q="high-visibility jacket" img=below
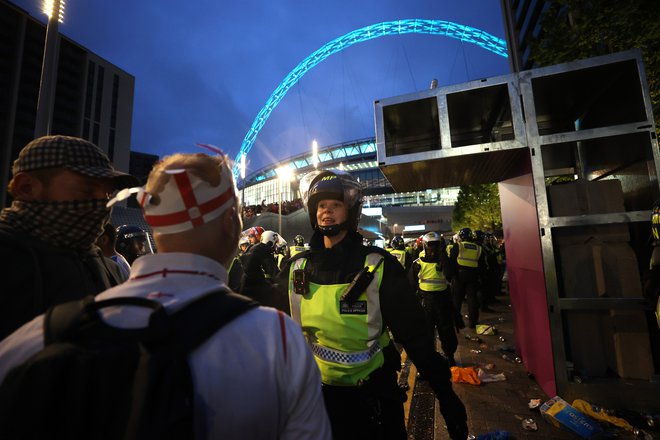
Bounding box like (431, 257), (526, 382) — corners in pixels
(446, 244), (454, 257)
(416, 259), (448, 292)
(290, 246), (306, 258)
(457, 241), (481, 268)
(288, 254), (389, 386)
(389, 249), (406, 268)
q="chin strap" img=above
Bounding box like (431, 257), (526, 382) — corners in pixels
(317, 222), (348, 237)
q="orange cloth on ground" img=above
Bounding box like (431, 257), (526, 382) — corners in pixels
(450, 366), (481, 385)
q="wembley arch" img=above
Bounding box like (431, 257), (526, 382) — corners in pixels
(233, 19), (508, 176)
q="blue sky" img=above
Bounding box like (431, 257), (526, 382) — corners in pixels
(13, 0), (509, 174)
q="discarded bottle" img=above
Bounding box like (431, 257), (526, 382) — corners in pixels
(501, 353), (517, 363)
(521, 418), (538, 431)
(645, 414), (660, 428)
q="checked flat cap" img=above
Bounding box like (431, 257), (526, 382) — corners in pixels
(12, 135), (139, 189)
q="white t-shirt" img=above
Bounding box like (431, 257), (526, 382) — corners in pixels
(0, 252), (330, 440)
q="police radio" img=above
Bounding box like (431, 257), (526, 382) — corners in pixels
(292, 269), (309, 295)
(341, 257), (384, 305)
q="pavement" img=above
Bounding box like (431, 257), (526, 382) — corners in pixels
(399, 292), (657, 440)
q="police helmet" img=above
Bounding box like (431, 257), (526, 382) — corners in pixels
(474, 230), (485, 244)
(293, 235), (305, 246)
(421, 232), (443, 257)
(261, 230), (279, 249)
(458, 228), (473, 242)
(239, 235), (249, 249)
(391, 235), (405, 250)
(275, 237), (288, 255)
(299, 169), (362, 236)
(115, 225), (153, 265)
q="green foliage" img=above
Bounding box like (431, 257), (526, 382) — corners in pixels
(529, 0), (660, 132)
(452, 184), (502, 232)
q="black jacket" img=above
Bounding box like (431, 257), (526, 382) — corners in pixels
(0, 225), (122, 341)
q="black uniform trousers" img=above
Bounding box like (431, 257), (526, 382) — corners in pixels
(451, 268), (481, 328)
(418, 289), (458, 357)
(321, 366), (407, 440)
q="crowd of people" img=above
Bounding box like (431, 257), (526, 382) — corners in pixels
(241, 198), (304, 218)
(10, 133), (655, 439)
(0, 135), (472, 439)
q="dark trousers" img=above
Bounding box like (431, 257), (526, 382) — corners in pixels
(418, 290), (458, 357)
(322, 371), (406, 440)
(451, 270), (481, 328)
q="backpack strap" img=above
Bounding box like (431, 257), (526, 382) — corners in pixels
(169, 289), (259, 354)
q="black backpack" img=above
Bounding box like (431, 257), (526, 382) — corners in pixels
(0, 289), (258, 440)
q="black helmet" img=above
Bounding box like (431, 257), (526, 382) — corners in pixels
(299, 169), (362, 236)
(116, 225), (153, 265)
(474, 230), (485, 244)
(390, 235), (405, 250)
(293, 235), (305, 246)
(458, 228), (473, 242)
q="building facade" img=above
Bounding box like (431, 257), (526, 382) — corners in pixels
(500, 0), (551, 72)
(0, 0), (134, 206)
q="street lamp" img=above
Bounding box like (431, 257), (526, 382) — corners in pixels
(35, 0), (66, 137)
(276, 165), (293, 236)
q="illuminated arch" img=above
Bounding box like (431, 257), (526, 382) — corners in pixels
(233, 19), (507, 175)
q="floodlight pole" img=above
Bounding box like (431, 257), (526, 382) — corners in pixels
(35, 0), (64, 137)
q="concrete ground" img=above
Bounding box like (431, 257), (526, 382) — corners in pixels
(400, 293), (656, 439)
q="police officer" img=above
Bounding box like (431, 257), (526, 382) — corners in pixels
(410, 232), (457, 366)
(448, 227), (487, 329)
(115, 225), (153, 265)
(388, 235), (411, 273)
(240, 229), (287, 311)
(274, 237), (289, 270)
(278, 169), (467, 440)
(227, 236), (248, 291)
(290, 234), (307, 258)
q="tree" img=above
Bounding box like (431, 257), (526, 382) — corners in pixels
(452, 184), (502, 232)
(529, 0), (660, 132)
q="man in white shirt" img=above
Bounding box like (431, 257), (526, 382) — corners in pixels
(0, 152), (331, 440)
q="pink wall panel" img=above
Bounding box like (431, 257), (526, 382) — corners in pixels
(499, 171), (556, 396)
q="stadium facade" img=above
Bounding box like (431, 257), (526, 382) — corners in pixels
(239, 137), (459, 240)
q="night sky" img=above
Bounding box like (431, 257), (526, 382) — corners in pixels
(13, 0), (509, 174)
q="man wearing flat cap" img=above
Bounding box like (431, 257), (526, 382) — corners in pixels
(0, 135), (139, 340)
(0, 151), (330, 438)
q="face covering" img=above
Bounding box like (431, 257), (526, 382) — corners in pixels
(0, 199), (111, 250)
